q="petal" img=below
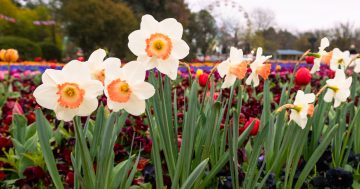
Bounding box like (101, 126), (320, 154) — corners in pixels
(319, 37), (329, 51)
(230, 47), (243, 63)
(156, 58), (179, 80)
(256, 47), (263, 59)
(253, 74), (260, 87)
(81, 80), (104, 98)
(333, 98), (342, 108)
(42, 69), (64, 85)
(87, 49), (106, 65)
(123, 95), (146, 116)
(132, 82), (155, 100)
(63, 60), (91, 82)
(107, 100), (125, 112)
(344, 77), (352, 89)
(245, 72), (255, 85)
(140, 14), (159, 34)
(77, 98), (98, 116)
(121, 61), (147, 85)
(104, 57), (121, 67)
(128, 30), (148, 56)
(104, 58), (122, 82)
(323, 89), (334, 102)
(54, 106), (78, 122)
(33, 84), (58, 110)
(354, 62), (360, 73)
(335, 69), (346, 80)
(160, 18), (183, 39)
(310, 59), (320, 74)
(217, 60), (230, 78)
(171, 40), (189, 59)
(304, 93), (315, 104)
(221, 74), (236, 88)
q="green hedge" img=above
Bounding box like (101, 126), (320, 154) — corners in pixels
(39, 42), (62, 61)
(0, 36), (42, 60)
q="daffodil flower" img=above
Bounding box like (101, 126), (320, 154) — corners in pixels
(128, 14), (190, 80)
(33, 61), (103, 121)
(86, 49), (121, 84)
(324, 69), (352, 108)
(289, 90), (315, 129)
(217, 47), (248, 88)
(104, 60), (155, 116)
(310, 37), (329, 74)
(329, 48), (351, 71)
(245, 47), (272, 87)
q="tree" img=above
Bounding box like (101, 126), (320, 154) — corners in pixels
(250, 8), (276, 31)
(60, 0), (138, 59)
(185, 10), (217, 59)
(121, 0), (191, 26)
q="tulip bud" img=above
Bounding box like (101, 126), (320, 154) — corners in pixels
(239, 117), (260, 136)
(305, 56), (315, 64)
(275, 65), (281, 71)
(198, 73), (209, 87)
(295, 67), (312, 86)
(4, 49), (19, 62)
(0, 49), (6, 61)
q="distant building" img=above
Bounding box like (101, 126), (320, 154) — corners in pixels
(274, 49), (304, 60)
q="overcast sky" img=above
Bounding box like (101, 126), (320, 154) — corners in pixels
(186, 0), (360, 32)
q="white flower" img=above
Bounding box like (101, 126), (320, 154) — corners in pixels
(33, 61), (103, 121)
(354, 58), (360, 73)
(324, 69), (352, 108)
(245, 47), (272, 87)
(128, 14), (190, 80)
(310, 37), (329, 74)
(329, 48), (351, 71)
(86, 49), (121, 84)
(289, 90), (315, 129)
(104, 60), (155, 116)
(217, 47), (248, 88)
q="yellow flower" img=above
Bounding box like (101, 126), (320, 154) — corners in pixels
(4, 49), (19, 62)
(0, 49), (6, 61)
(196, 69), (203, 77)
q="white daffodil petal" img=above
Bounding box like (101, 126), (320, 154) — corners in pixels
(33, 84), (58, 110)
(323, 89), (334, 102)
(77, 98), (98, 116)
(310, 59), (321, 74)
(124, 96), (146, 116)
(63, 60), (91, 82)
(107, 100), (125, 112)
(221, 74), (236, 89)
(304, 93), (316, 104)
(121, 61), (147, 85)
(81, 80), (104, 98)
(42, 69), (63, 85)
(128, 30), (148, 56)
(132, 82), (155, 100)
(217, 60), (230, 78)
(333, 98), (342, 108)
(88, 49), (106, 65)
(140, 14), (159, 34)
(55, 106), (78, 122)
(157, 58), (179, 80)
(229, 47), (243, 63)
(171, 40), (190, 59)
(160, 18), (183, 39)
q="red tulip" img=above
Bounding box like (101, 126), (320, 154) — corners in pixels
(239, 117), (260, 136)
(66, 171), (74, 187)
(305, 56), (315, 64)
(295, 67), (312, 86)
(198, 73), (209, 88)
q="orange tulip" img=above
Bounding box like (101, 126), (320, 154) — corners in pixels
(0, 49), (6, 61)
(4, 49), (19, 62)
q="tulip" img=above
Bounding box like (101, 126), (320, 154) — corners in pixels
(198, 73), (209, 87)
(305, 56), (315, 64)
(239, 117), (260, 136)
(0, 49), (6, 61)
(295, 67), (312, 86)
(4, 49), (19, 62)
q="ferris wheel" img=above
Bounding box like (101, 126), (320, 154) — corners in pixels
(186, 0), (251, 29)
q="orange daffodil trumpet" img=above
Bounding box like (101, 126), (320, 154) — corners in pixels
(128, 14), (190, 80)
(33, 61), (103, 121)
(246, 47), (272, 87)
(104, 60), (155, 116)
(217, 47), (248, 88)
(289, 90), (315, 129)
(310, 37), (329, 74)
(329, 48), (351, 71)
(323, 69), (352, 108)
(86, 49), (120, 84)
